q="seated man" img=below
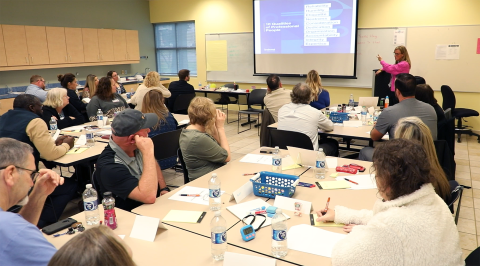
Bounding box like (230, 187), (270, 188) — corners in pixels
(0, 94), (77, 228)
(264, 74), (291, 122)
(25, 75), (48, 102)
(0, 138), (65, 265)
(96, 109), (170, 211)
(278, 83), (337, 156)
(167, 69), (195, 112)
(359, 73), (437, 161)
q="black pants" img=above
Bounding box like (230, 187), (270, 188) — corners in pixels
(319, 138), (339, 157)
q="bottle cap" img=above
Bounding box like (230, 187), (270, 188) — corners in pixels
(275, 146), (279, 149)
(104, 192), (112, 197)
(86, 184), (92, 188)
(215, 211), (221, 216)
(212, 173), (217, 178)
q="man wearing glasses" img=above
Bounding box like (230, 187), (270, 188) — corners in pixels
(25, 75), (48, 102)
(0, 138), (63, 265)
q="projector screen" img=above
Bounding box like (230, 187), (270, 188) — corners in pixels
(253, 0), (359, 78)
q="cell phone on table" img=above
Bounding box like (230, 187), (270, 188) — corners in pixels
(260, 147), (275, 154)
(88, 126), (99, 129)
(42, 218), (77, 235)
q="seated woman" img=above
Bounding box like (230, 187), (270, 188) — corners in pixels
(107, 70), (126, 94)
(48, 225), (135, 266)
(179, 97), (231, 181)
(317, 139), (463, 266)
(58, 73), (87, 119)
(82, 74), (98, 99)
(395, 116), (451, 200)
(142, 90), (178, 169)
(132, 71), (171, 111)
(86, 77), (129, 121)
(415, 84), (445, 123)
(42, 88), (84, 129)
(306, 69), (330, 110)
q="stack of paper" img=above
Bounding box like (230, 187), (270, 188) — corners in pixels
(287, 224), (346, 257)
(162, 210), (206, 224)
(318, 181), (351, 190)
(240, 154), (272, 165)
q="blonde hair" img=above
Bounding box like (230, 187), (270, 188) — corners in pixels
(188, 97), (216, 136)
(394, 116), (450, 201)
(48, 225), (135, 266)
(142, 90), (169, 129)
(394, 45), (412, 69)
(143, 71), (161, 88)
(44, 88), (67, 108)
(85, 74), (97, 97)
(305, 70), (324, 101)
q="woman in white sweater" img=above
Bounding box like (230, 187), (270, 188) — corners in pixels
(317, 138), (463, 266)
(131, 71), (171, 110)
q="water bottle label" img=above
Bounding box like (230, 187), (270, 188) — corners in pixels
(97, 115), (103, 121)
(272, 230), (287, 241)
(316, 160), (326, 169)
(373, 116), (378, 122)
(211, 232), (227, 244)
(84, 200), (98, 211)
(209, 188), (221, 198)
(50, 124), (57, 130)
(86, 133), (94, 140)
(104, 208), (117, 228)
(272, 158), (282, 166)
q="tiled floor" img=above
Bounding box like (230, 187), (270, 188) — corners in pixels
(56, 109), (476, 260)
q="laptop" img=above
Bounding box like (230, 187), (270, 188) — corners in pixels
(358, 97), (379, 108)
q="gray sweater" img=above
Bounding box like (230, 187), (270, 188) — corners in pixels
(86, 93), (129, 121)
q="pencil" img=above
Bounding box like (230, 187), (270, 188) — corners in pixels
(321, 197), (331, 215)
(344, 178), (359, 185)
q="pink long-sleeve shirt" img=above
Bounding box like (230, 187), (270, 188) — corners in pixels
(380, 60), (410, 91)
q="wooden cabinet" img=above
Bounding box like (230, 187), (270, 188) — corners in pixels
(113, 29), (127, 61)
(46, 27), (68, 64)
(82, 28), (100, 63)
(0, 26), (7, 66)
(2, 25), (29, 66)
(126, 30), (140, 61)
(98, 29), (114, 62)
(25, 26), (50, 65)
(65, 28), (85, 63)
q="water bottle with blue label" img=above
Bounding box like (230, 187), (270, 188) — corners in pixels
(361, 106), (367, 125)
(96, 109), (104, 127)
(85, 127), (95, 147)
(83, 184), (100, 225)
(272, 153), (282, 173)
(208, 173), (221, 211)
(211, 211), (227, 260)
(272, 209), (288, 258)
(49, 117), (57, 130)
(314, 148), (326, 179)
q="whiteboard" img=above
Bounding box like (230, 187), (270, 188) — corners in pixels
(206, 29), (400, 88)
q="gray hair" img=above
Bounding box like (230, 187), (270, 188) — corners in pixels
(291, 82), (313, 104)
(0, 138), (33, 168)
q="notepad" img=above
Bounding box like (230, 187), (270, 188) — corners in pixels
(66, 148), (88, 154)
(310, 214), (344, 227)
(162, 210), (207, 224)
(317, 181), (351, 190)
(282, 155), (301, 170)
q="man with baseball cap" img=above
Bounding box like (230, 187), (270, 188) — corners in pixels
(95, 109), (170, 211)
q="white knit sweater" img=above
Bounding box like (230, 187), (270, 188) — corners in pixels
(332, 184), (464, 266)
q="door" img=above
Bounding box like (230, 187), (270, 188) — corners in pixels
(126, 30), (139, 60)
(2, 25), (29, 66)
(82, 28), (100, 63)
(112, 29), (127, 61)
(98, 29), (114, 61)
(25, 26), (50, 65)
(65, 27), (85, 63)
(0, 25), (7, 66)
(46, 27), (68, 64)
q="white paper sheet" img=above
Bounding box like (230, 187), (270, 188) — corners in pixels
(178, 119), (189, 125)
(118, 235), (125, 239)
(51, 129), (60, 140)
(129, 215), (161, 242)
(239, 154), (272, 165)
(74, 134), (86, 147)
(226, 199), (290, 228)
(326, 157), (337, 168)
(62, 125), (85, 131)
(224, 252), (276, 266)
(273, 195), (312, 215)
(393, 28), (406, 45)
(230, 181), (253, 203)
(287, 146), (337, 169)
(287, 224), (346, 258)
(336, 174), (377, 190)
(343, 120), (362, 127)
(96, 130), (112, 135)
(168, 186), (225, 206)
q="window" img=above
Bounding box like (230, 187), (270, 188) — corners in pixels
(154, 22), (197, 76)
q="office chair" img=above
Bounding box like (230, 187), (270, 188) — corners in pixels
(447, 180), (463, 225)
(173, 93), (196, 114)
(214, 83), (239, 123)
(177, 148), (190, 184)
(151, 129), (182, 170)
(466, 246), (480, 266)
(237, 89), (266, 135)
(270, 129), (314, 150)
(441, 85), (480, 143)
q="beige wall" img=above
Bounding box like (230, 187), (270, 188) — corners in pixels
(150, 0), (480, 129)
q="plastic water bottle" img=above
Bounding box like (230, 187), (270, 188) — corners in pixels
(385, 96), (389, 108)
(208, 173), (221, 211)
(373, 110), (379, 124)
(272, 153), (282, 173)
(83, 184), (100, 226)
(273, 146), (279, 155)
(198, 83), (202, 89)
(211, 211), (227, 261)
(102, 192), (117, 230)
(49, 117), (57, 130)
(85, 127), (95, 147)
(361, 106), (367, 125)
(96, 109), (104, 127)
(271, 209), (288, 258)
(130, 88), (135, 96)
(348, 94), (354, 109)
(314, 148), (326, 179)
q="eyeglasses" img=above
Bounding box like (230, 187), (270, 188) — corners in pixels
(0, 165), (39, 182)
(393, 53), (402, 56)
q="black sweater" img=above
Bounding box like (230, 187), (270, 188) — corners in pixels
(42, 104), (85, 130)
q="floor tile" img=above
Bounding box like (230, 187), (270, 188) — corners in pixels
(457, 154), (470, 160)
(458, 178), (472, 187)
(462, 196), (474, 208)
(471, 173), (480, 182)
(459, 218), (476, 234)
(470, 156), (480, 162)
(472, 167), (480, 174)
(472, 189), (480, 199)
(457, 159), (470, 166)
(457, 165), (471, 173)
(459, 232), (478, 250)
(457, 171), (472, 180)
(460, 206), (476, 220)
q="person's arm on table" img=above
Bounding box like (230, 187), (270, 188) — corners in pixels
(66, 104), (85, 125)
(26, 119), (73, 161)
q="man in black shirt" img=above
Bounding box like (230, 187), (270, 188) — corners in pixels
(167, 69), (195, 112)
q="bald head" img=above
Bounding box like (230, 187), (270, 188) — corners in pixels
(290, 83), (313, 104)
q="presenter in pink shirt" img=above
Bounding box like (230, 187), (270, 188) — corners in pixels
(376, 45), (411, 105)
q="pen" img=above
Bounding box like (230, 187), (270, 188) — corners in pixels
(321, 197), (330, 215)
(243, 173), (258, 176)
(344, 178), (359, 185)
(180, 194), (200, 197)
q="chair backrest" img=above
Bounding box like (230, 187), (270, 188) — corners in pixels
(248, 89), (267, 106)
(90, 170), (103, 201)
(440, 85), (456, 111)
(434, 140), (455, 181)
(151, 129), (182, 161)
(260, 108), (275, 147)
(414, 76), (426, 85)
(465, 246), (480, 266)
(173, 93), (196, 114)
(447, 180), (463, 225)
(270, 129), (314, 150)
(444, 108), (452, 120)
(223, 83), (234, 88)
(177, 148), (190, 184)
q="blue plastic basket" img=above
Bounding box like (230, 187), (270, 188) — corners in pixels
(329, 112), (349, 123)
(250, 171), (299, 199)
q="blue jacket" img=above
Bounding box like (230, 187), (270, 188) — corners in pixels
(310, 90), (330, 110)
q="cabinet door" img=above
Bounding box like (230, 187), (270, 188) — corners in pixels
(46, 27), (68, 64)
(126, 30), (139, 60)
(2, 25), (29, 66)
(98, 29), (114, 62)
(65, 28), (85, 63)
(113, 29), (127, 61)
(25, 26), (50, 65)
(0, 26), (7, 66)
(82, 28), (100, 63)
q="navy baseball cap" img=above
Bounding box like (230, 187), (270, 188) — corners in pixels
(111, 109), (158, 137)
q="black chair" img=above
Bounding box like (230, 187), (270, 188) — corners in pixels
(173, 93), (196, 114)
(177, 148), (189, 184)
(466, 246), (480, 266)
(438, 108), (456, 157)
(441, 85), (480, 143)
(214, 83), (239, 124)
(434, 140), (455, 181)
(237, 89), (266, 135)
(270, 129), (314, 150)
(260, 108), (275, 147)
(151, 129), (182, 170)
(447, 180), (463, 225)
(414, 76), (426, 85)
